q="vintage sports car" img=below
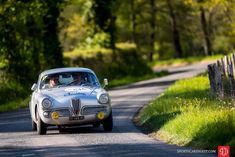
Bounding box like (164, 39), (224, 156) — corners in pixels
(29, 67), (113, 135)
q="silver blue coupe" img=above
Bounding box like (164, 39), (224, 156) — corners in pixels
(29, 67), (113, 135)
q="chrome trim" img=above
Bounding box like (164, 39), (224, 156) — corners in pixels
(82, 106), (107, 115)
(70, 99), (80, 115)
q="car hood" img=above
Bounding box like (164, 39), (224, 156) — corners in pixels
(40, 86), (101, 100)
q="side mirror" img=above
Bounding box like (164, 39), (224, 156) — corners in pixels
(103, 78), (108, 88)
(31, 83), (37, 91)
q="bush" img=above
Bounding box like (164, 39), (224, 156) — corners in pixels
(65, 47), (153, 81)
(0, 81), (28, 105)
(212, 36), (233, 54)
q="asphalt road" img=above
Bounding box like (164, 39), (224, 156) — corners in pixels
(0, 63), (217, 157)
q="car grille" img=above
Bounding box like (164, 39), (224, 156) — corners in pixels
(57, 109), (70, 117)
(82, 106), (107, 115)
(71, 99), (81, 115)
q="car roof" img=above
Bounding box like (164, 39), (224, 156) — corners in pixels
(40, 67), (94, 77)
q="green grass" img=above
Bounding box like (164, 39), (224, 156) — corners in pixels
(152, 54), (223, 67)
(64, 47), (112, 58)
(139, 75), (235, 154)
(63, 42), (136, 59)
(0, 97), (29, 113)
(0, 80), (30, 113)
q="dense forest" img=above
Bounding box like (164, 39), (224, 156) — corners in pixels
(60, 0), (235, 59)
(0, 0), (235, 106)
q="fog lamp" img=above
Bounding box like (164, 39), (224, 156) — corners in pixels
(52, 111), (59, 120)
(97, 112), (105, 120)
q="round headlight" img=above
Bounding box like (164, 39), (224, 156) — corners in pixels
(99, 94), (109, 104)
(42, 98), (52, 109)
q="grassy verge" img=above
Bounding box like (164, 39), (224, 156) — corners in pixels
(0, 80), (30, 113)
(0, 97), (29, 113)
(152, 54), (223, 68)
(138, 75), (235, 155)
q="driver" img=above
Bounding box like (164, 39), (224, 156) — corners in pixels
(68, 73), (82, 86)
(74, 73), (82, 85)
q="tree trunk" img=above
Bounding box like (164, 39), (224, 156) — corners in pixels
(200, 6), (212, 56)
(148, 0), (156, 62)
(110, 15), (116, 61)
(130, 0), (137, 46)
(43, 0), (63, 68)
(167, 0), (183, 58)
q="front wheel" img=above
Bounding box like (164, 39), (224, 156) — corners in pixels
(31, 119), (37, 131)
(102, 112), (113, 131)
(93, 123), (100, 128)
(36, 108), (47, 135)
(58, 126), (65, 133)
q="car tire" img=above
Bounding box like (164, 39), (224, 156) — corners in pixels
(32, 119), (37, 131)
(93, 123), (100, 128)
(36, 108), (47, 135)
(58, 126), (65, 133)
(102, 112), (113, 131)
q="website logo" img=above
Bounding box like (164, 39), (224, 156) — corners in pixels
(218, 146), (230, 157)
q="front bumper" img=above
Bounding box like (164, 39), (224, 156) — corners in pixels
(40, 105), (111, 125)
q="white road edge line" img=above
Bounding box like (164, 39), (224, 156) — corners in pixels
(22, 153), (35, 157)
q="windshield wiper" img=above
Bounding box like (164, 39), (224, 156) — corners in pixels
(66, 79), (79, 86)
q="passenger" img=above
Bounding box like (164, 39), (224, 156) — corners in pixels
(49, 77), (58, 88)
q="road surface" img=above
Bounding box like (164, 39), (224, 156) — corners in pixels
(0, 63), (216, 157)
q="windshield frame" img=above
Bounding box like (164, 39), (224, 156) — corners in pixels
(38, 71), (101, 90)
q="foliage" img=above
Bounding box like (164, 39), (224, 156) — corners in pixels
(0, 97), (29, 113)
(60, 0), (235, 59)
(41, 0), (64, 69)
(0, 0), (63, 84)
(64, 44), (153, 81)
(92, 0), (117, 50)
(0, 80), (27, 105)
(151, 54), (223, 67)
(59, 0), (94, 51)
(0, 78), (29, 113)
(0, 0), (64, 113)
(139, 75), (235, 154)
(63, 42), (136, 59)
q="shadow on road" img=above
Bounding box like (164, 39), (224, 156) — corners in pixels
(0, 143), (216, 157)
(0, 124), (140, 134)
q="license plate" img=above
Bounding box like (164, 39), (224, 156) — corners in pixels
(69, 116), (84, 120)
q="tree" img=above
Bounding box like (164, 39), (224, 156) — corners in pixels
(59, 0), (94, 51)
(0, 0), (63, 84)
(184, 0), (231, 56)
(197, 0), (213, 56)
(58, 0), (235, 62)
(166, 0), (183, 58)
(42, 0), (64, 68)
(92, 0), (117, 54)
(130, 0), (137, 46)
(148, 0), (157, 61)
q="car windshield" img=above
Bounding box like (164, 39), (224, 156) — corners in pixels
(39, 72), (100, 89)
